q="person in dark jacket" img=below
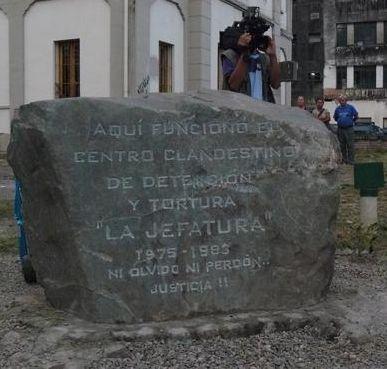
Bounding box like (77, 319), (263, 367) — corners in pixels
(333, 95), (358, 165)
(221, 33), (280, 103)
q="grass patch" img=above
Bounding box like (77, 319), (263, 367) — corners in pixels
(337, 148), (387, 256)
(0, 199), (13, 219)
(0, 233), (18, 254)
(336, 223), (387, 253)
(356, 149), (387, 176)
(0, 152), (9, 168)
(356, 148), (387, 162)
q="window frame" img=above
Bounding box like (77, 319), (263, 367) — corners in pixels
(336, 66), (347, 89)
(336, 24), (347, 47)
(354, 65), (376, 89)
(159, 41), (174, 93)
(354, 22), (377, 46)
(55, 39), (80, 99)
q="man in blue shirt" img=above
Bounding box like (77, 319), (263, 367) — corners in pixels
(221, 33), (280, 103)
(333, 95), (358, 165)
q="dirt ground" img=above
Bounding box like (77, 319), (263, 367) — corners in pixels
(0, 150), (386, 369)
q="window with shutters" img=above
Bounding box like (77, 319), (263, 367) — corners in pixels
(336, 24), (347, 47)
(159, 41), (173, 93)
(354, 22), (376, 46)
(354, 66), (376, 89)
(55, 39), (80, 98)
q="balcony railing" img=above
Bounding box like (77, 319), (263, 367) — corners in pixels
(324, 88), (387, 101)
(336, 44), (387, 60)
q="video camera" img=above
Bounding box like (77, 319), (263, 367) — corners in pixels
(219, 7), (272, 52)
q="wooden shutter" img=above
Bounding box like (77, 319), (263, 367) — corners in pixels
(55, 39), (80, 98)
(159, 41), (173, 93)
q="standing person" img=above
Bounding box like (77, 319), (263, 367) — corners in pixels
(333, 95), (358, 165)
(296, 96), (307, 110)
(221, 33), (280, 103)
(312, 96), (331, 129)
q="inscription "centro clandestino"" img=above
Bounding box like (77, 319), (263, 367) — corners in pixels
(74, 145), (298, 163)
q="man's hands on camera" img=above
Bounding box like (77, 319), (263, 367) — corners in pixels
(265, 36), (276, 57)
(237, 33), (252, 48)
(237, 33), (277, 57)
(229, 32), (280, 91)
(237, 33), (252, 63)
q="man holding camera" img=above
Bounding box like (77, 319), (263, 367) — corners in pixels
(221, 32), (280, 103)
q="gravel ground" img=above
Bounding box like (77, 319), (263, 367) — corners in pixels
(0, 155), (386, 369)
(0, 252), (386, 369)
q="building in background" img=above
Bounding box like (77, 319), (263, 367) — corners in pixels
(324, 0), (387, 126)
(0, 0), (293, 149)
(292, 0), (324, 107)
(293, 0), (387, 126)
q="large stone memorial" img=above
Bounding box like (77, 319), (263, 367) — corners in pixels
(7, 90), (340, 323)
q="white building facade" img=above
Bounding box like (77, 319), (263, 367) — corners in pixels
(323, 0), (387, 127)
(0, 0), (293, 149)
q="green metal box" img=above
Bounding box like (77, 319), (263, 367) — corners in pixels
(354, 162), (385, 196)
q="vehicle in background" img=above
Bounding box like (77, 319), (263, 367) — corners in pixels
(329, 122), (386, 140)
(353, 122), (384, 141)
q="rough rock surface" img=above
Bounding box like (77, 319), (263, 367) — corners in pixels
(7, 90), (340, 323)
(1, 253), (386, 369)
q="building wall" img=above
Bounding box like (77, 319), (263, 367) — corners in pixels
(323, 0), (336, 70)
(24, 0), (110, 103)
(0, 9), (9, 133)
(323, 0), (387, 128)
(324, 65), (336, 89)
(210, 0), (242, 90)
(149, 0), (185, 92)
(292, 0), (324, 106)
(246, 0), (273, 19)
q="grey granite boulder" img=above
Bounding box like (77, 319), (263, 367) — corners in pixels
(7, 90), (340, 323)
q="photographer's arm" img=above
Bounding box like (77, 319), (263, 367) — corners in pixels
(227, 55), (249, 91)
(265, 37), (280, 89)
(227, 33), (251, 91)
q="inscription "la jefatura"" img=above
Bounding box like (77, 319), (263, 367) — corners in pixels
(104, 217), (265, 240)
